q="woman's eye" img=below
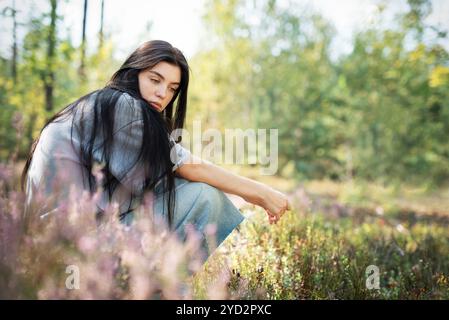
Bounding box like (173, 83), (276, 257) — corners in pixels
(170, 88), (177, 93)
(151, 78), (160, 83)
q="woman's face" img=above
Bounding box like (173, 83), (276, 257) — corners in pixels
(138, 61), (181, 112)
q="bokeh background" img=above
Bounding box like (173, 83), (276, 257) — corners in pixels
(1, 0), (449, 299)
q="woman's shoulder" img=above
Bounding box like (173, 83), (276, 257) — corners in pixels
(115, 92), (144, 123)
(71, 89), (144, 133)
(94, 88), (144, 123)
(117, 91), (140, 107)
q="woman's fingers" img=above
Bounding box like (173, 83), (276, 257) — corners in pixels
(264, 194), (292, 224)
(268, 214), (278, 224)
(278, 201), (290, 218)
(266, 209), (280, 224)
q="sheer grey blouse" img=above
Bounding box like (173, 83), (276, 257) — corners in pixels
(25, 92), (190, 217)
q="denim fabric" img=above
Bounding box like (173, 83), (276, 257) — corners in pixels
(122, 177), (245, 261)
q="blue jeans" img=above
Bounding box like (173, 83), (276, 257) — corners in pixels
(123, 178), (245, 262)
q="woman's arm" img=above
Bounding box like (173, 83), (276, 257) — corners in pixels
(175, 155), (291, 223)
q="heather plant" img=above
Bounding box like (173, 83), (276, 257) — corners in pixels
(2, 159), (449, 299)
(0, 162), (209, 299)
(2, 160), (449, 299)
(196, 204), (449, 299)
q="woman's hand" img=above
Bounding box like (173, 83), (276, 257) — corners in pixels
(259, 186), (291, 224)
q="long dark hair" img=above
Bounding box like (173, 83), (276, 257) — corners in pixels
(21, 40), (190, 227)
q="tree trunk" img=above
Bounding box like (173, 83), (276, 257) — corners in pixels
(11, 0), (18, 84)
(99, 0), (104, 49)
(79, 0), (88, 78)
(44, 0), (57, 112)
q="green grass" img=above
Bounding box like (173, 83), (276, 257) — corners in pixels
(192, 170), (449, 299)
(193, 207), (449, 299)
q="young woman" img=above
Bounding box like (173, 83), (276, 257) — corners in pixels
(22, 40), (290, 260)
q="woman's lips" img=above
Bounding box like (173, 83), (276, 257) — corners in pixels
(150, 102), (162, 111)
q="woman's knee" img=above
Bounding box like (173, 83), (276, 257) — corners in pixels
(155, 180), (231, 225)
(177, 182), (226, 218)
(191, 182), (226, 208)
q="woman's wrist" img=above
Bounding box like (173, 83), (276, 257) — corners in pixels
(244, 182), (270, 207)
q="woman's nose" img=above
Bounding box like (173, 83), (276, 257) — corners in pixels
(155, 86), (167, 99)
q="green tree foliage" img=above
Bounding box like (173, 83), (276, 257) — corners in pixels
(0, 0), (117, 160)
(0, 0), (448, 186)
(192, 0), (449, 185)
(339, 1), (449, 184)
